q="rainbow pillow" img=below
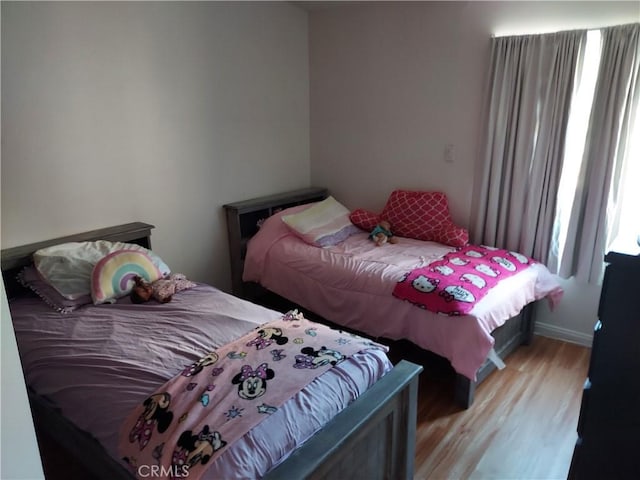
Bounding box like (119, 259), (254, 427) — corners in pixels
(91, 250), (163, 304)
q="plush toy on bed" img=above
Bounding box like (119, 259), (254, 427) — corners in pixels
(369, 220), (398, 247)
(131, 274), (196, 304)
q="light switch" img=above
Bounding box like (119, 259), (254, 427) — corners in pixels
(444, 144), (455, 163)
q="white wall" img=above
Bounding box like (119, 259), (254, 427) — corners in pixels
(308, 1), (639, 343)
(1, 276), (45, 480)
(1, 1), (310, 291)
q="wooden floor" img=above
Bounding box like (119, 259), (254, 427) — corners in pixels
(410, 335), (590, 480)
(36, 335), (589, 480)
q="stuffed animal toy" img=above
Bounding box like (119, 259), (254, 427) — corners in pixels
(130, 274), (196, 304)
(131, 276), (153, 303)
(369, 220), (398, 246)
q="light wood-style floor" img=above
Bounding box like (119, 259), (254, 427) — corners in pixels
(37, 335), (589, 480)
(411, 335), (590, 480)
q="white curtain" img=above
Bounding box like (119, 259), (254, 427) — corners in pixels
(471, 30), (586, 261)
(553, 23), (640, 283)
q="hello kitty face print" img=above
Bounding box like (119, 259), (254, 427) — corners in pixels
(432, 265), (454, 276)
(491, 256), (516, 272)
(449, 257), (469, 266)
(441, 285), (475, 303)
(475, 264), (500, 277)
(508, 251), (530, 264)
(412, 275), (440, 293)
(393, 245), (535, 316)
(460, 273), (487, 289)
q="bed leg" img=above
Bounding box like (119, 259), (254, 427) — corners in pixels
(454, 374), (476, 409)
(521, 303), (535, 346)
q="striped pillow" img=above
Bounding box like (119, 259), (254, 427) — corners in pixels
(281, 196), (360, 247)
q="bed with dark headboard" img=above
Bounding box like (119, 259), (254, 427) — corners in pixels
(2, 221), (422, 480)
(2, 222), (154, 299)
(225, 189), (562, 409)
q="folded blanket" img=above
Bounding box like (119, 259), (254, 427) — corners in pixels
(393, 245), (534, 315)
(118, 310), (388, 480)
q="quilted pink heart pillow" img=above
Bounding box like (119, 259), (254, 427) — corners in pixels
(429, 224), (470, 247)
(349, 208), (381, 232)
(379, 190), (469, 247)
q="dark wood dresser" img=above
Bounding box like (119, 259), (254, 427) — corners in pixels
(223, 187), (328, 298)
(568, 250), (640, 479)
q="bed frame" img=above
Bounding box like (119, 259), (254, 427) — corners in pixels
(224, 188), (536, 409)
(252, 287), (533, 409)
(1, 222), (422, 480)
(454, 304), (533, 407)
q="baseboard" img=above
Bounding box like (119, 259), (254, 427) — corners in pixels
(535, 322), (593, 347)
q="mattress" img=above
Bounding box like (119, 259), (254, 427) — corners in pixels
(243, 208), (563, 380)
(9, 283), (391, 479)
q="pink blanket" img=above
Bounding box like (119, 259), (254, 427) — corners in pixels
(118, 310), (387, 480)
(393, 245), (534, 315)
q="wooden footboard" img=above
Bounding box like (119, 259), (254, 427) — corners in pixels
(29, 391), (132, 480)
(30, 361), (422, 480)
(264, 360), (422, 480)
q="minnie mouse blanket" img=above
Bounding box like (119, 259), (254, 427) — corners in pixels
(118, 310), (387, 480)
(392, 245), (535, 316)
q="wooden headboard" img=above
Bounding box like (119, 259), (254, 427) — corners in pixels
(1, 222), (155, 298)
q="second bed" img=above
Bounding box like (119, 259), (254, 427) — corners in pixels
(241, 200), (563, 408)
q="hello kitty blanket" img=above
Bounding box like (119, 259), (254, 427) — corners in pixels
(118, 310), (387, 480)
(392, 245), (535, 316)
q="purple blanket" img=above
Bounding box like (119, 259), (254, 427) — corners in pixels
(393, 245), (535, 315)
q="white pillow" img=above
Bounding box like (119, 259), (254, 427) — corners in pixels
(34, 240), (170, 300)
(281, 196), (360, 247)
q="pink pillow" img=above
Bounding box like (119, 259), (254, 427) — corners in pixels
(380, 190), (469, 247)
(17, 266), (92, 313)
(430, 224), (469, 247)
(349, 209), (380, 232)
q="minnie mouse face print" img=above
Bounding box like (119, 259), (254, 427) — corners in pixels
(246, 327), (289, 350)
(181, 352), (219, 377)
(231, 363), (275, 400)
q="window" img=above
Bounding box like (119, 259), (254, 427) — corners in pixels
(552, 30), (602, 266)
(610, 102), (640, 251)
(552, 26), (640, 280)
